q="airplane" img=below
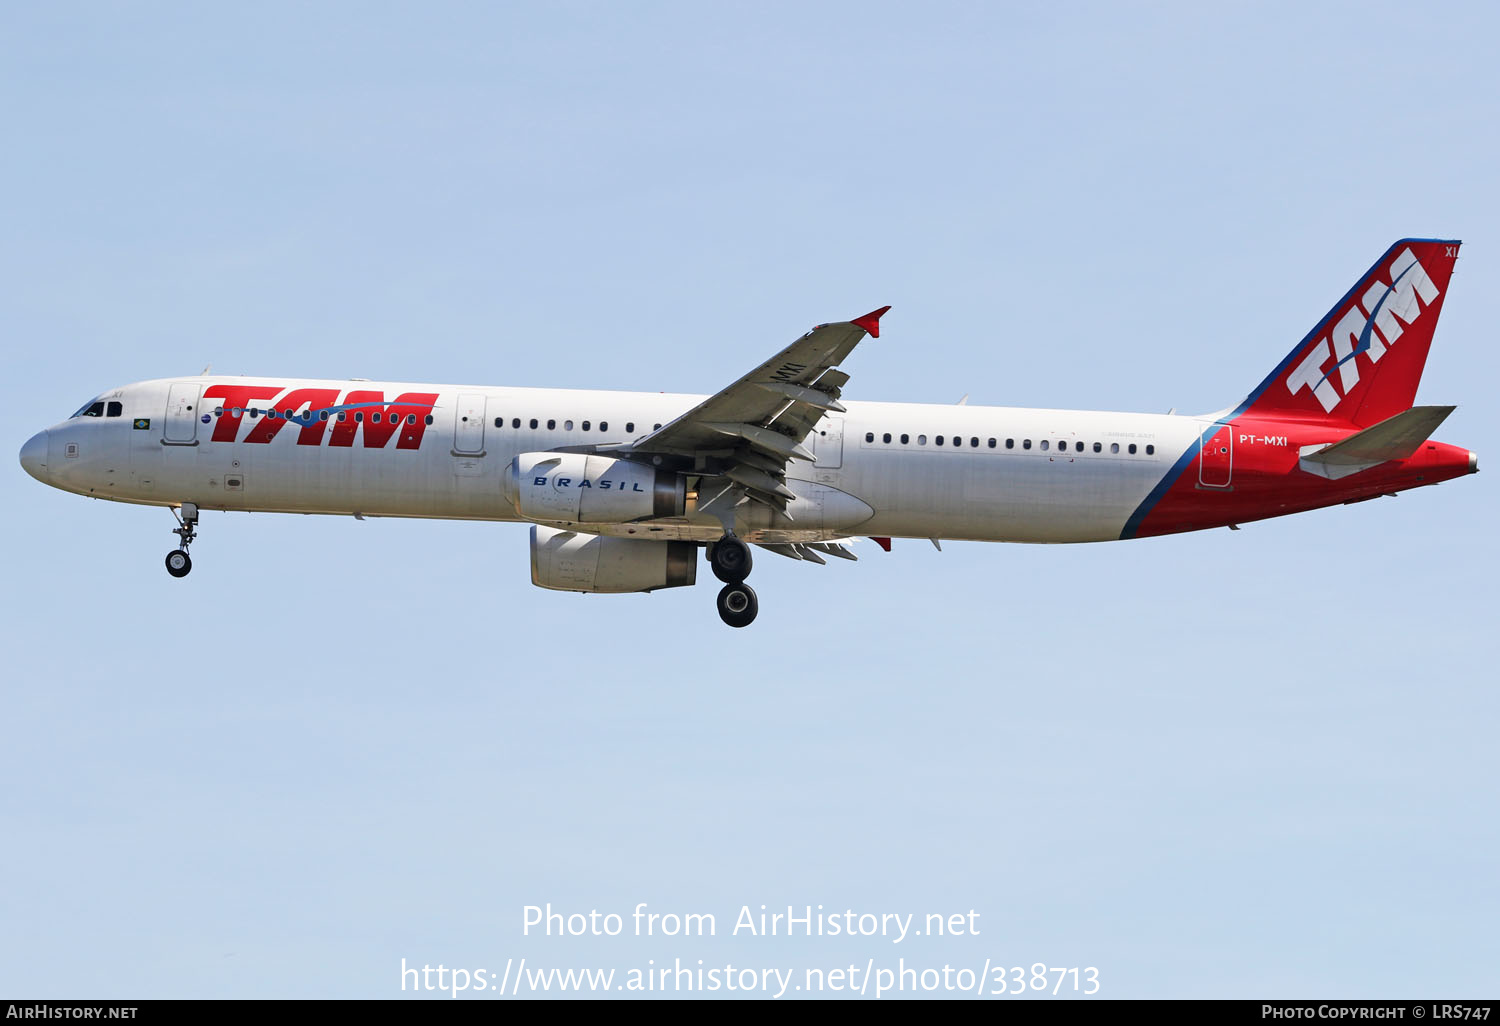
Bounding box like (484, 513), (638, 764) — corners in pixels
(18, 238), (1477, 628)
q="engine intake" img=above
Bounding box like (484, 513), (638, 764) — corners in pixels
(530, 525), (698, 593)
(505, 452), (685, 525)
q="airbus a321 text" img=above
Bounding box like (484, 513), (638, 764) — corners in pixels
(19, 239), (1477, 627)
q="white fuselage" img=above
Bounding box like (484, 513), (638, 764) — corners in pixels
(34, 375), (1204, 544)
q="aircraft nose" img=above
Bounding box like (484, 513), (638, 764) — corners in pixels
(1470, 450), (1479, 473)
(19, 430), (48, 481)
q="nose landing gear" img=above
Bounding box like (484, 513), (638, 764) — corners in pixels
(708, 535), (757, 628)
(165, 503), (198, 578)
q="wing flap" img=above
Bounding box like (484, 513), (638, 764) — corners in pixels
(703, 422), (816, 463)
(755, 381), (847, 413)
(724, 465), (799, 501)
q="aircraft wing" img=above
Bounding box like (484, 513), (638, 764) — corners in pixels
(624, 306), (889, 511)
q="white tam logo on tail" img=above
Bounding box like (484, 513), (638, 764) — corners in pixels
(1284, 248), (1440, 413)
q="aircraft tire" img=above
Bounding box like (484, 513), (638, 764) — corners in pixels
(710, 536), (752, 583)
(716, 582), (758, 628)
(165, 550), (192, 578)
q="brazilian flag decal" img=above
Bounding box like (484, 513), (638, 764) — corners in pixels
(133, 418), (151, 430)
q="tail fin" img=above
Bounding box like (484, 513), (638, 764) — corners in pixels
(1236, 239), (1460, 427)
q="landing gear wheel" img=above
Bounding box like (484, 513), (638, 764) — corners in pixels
(166, 503), (199, 579)
(716, 582), (758, 628)
(710, 535), (753, 583)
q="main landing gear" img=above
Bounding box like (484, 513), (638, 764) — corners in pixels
(165, 503), (198, 578)
(709, 535), (757, 628)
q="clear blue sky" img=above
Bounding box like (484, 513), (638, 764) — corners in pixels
(3, 1), (1496, 999)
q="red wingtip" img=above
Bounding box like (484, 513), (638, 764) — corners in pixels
(870, 536), (892, 552)
(850, 305), (891, 338)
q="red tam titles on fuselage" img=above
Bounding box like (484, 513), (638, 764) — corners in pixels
(201, 385), (440, 449)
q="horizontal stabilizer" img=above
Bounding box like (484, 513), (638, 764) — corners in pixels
(1302, 405), (1456, 466)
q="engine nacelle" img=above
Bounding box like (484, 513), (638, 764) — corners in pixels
(530, 525), (698, 593)
(505, 452), (685, 524)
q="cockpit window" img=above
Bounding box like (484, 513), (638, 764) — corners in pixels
(72, 400), (106, 418)
(106, 401), (123, 418)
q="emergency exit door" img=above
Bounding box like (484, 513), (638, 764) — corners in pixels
(812, 415), (844, 469)
(453, 393), (487, 455)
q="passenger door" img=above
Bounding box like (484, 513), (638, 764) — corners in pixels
(163, 383), (202, 445)
(1198, 423), (1233, 488)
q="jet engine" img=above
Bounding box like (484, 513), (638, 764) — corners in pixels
(505, 452), (685, 525)
(529, 525), (698, 593)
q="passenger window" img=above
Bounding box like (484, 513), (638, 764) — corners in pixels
(407, 414), (416, 425)
(599, 421), (608, 432)
(1146, 444), (1155, 455)
(250, 408), (260, 419)
(1110, 442), (1119, 453)
(529, 418), (538, 429)
(882, 432), (891, 443)
(900, 433), (909, 444)
(564, 420), (573, 431)
(1040, 440), (1049, 451)
(582, 421), (591, 431)
(935, 435), (943, 446)
(511, 418), (520, 428)
(1093, 442), (1101, 452)
(917, 434), (927, 445)
(214, 407), (224, 417)
(493, 417), (502, 428)
(425, 415), (433, 425)
(1075, 441), (1083, 452)
(865, 432), (874, 443)
(626, 422), (635, 433)
(988, 438), (996, 448)
(352, 412), (361, 423)
(106, 401), (123, 417)
(1057, 440), (1066, 450)
(1004, 438), (1013, 449)
(1022, 439), (1031, 450)
(547, 419), (556, 430)
(971, 437), (979, 447)
(653, 423), (662, 430)
(1128, 443), (1136, 454)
